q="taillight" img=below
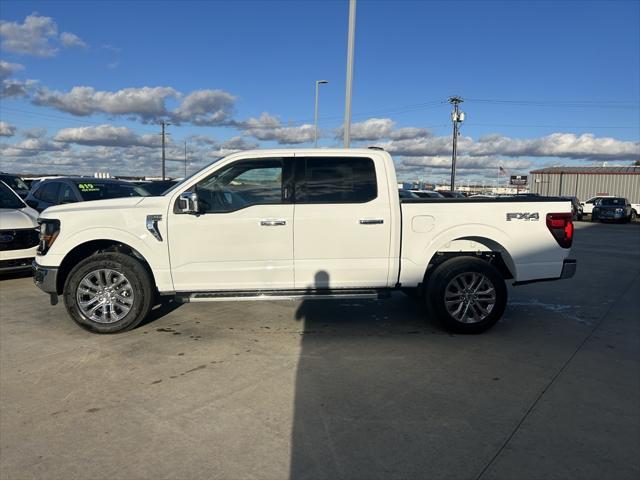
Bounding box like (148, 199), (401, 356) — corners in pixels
(546, 213), (573, 248)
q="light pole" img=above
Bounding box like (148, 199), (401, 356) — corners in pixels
(343, 0), (356, 148)
(314, 80), (329, 148)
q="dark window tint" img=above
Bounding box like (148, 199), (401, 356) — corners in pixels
(0, 174), (28, 192)
(298, 157), (377, 203)
(58, 183), (77, 203)
(195, 159), (285, 213)
(600, 198), (626, 206)
(0, 182), (25, 209)
(74, 182), (148, 201)
(37, 182), (61, 203)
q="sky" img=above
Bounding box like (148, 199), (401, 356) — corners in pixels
(0, 0), (639, 182)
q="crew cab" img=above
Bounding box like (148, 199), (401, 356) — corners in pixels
(33, 149), (576, 334)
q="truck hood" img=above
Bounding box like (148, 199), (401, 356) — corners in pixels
(39, 195), (170, 219)
(0, 207), (39, 229)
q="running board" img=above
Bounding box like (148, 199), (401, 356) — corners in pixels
(178, 289), (389, 303)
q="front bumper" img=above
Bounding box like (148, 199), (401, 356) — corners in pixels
(32, 261), (58, 294)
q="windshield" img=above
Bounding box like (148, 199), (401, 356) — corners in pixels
(599, 198), (626, 206)
(0, 182), (26, 209)
(0, 174), (29, 192)
(168, 157), (223, 193)
(74, 181), (150, 201)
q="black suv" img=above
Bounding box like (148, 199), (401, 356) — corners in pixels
(25, 177), (150, 212)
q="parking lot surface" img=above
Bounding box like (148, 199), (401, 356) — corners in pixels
(1, 222), (639, 480)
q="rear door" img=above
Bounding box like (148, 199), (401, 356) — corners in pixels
(293, 155), (392, 289)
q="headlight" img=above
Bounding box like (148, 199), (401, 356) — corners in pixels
(615, 208), (623, 213)
(37, 219), (60, 255)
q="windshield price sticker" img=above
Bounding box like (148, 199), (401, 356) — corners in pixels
(78, 183), (100, 192)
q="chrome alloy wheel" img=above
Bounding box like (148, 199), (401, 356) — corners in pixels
(444, 272), (496, 324)
(76, 269), (135, 323)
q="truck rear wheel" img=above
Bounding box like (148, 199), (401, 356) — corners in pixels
(426, 257), (507, 334)
(63, 252), (154, 333)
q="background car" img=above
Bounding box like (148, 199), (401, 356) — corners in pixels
(25, 177), (150, 212)
(437, 190), (466, 198)
(561, 196), (583, 221)
(592, 197), (632, 223)
(398, 189), (419, 199)
(0, 173), (30, 199)
(0, 181), (39, 272)
(580, 195), (613, 217)
(132, 179), (179, 195)
(408, 189), (444, 199)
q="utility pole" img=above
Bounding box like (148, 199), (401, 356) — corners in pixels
(448, 96), (464, 190)
(184, 140), (187, 178)
(343, 0), (356, 148)
(314, 80), (329, 148)
(160, 121), (171, 180)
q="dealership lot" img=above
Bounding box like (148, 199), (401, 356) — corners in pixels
(1, 222), (638, 480)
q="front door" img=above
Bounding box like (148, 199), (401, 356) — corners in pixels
(293, 156), (392, 289)
(168, 158), (295, 292)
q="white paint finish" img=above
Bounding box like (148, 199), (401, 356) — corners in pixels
(35, 148), (573, 296)
(168, 204), (294, 291)
(293, 151), (393, 288)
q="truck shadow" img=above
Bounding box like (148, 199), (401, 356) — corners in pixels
(289, 271), (463, 480)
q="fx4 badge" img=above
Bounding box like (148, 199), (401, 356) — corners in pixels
(506, 212), (539, 221)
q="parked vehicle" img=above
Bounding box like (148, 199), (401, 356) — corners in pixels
(33, 149), (576, 334)
(25, 177), (150, 212)
(0, 173), (30, 199)
(561, 196), (583, 221)
(133, 180), (179, 196)
(0, 181), (39, 272)
(398, 189), (419, 199)
(437, 190), (466, 198)
(592, 197), (633, 223)
(409, 189), (444, 199)
(580, 195), (613, 217)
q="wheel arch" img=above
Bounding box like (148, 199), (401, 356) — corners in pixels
(56, 239), (156, 294)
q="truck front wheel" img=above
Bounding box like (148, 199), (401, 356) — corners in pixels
(427, 257), (507, 334)
(63, 252), (155, 333)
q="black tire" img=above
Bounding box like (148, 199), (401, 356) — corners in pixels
(63, 252), (155, 333)
(426, 257), (507, 334)
(631, 210), (637, 222)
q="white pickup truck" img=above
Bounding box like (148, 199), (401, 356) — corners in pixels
(33, 149), (576, 334)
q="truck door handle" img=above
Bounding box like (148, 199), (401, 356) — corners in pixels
(261, 219), (286, 226)
(359, 219), (384, 225)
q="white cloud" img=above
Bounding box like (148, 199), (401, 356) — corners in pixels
(0, 14), (59, 57)
(32, 85), (238, 126)
(60, 31), (87, 49)
(0, 122), (17, 137)
(241, 113), (314, 144)
(336, 118), (395, 141)
(0, 60), (24, 80)
(171, 89), (236, 125)
(53, 125), (160, 147)
(23, 127), (47, 139)
(33, 86), (179, 119)
(1, 137), (66, 157)
(399, 155), (531, 171)
(0, 60), (33, 99)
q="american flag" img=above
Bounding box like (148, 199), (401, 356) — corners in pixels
(498, 166), (508, 176)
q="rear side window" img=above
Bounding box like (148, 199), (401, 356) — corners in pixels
(36, 182), (60, 203)
(297, 157), (377, 203)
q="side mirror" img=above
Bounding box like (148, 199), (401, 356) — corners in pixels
(178, 191), (199, 214)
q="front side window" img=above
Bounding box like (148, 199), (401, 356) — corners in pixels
(0, 182), (25, 209)
(38, 182), (60, 203)
(297, 157), (377, 203)
(58, 184), (78, 203)
(195, 159), (286, 213)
